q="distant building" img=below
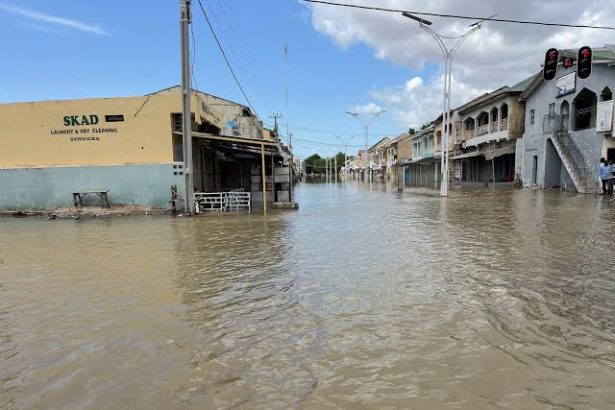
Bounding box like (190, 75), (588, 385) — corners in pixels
(367, 137), (390, 181)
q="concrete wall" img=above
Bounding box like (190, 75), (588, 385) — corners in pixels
(0, 163), (184, 211)
(521, 64), (615, 190)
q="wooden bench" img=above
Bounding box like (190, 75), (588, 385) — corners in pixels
(72, 190), (111, 208)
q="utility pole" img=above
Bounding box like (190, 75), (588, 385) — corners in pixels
(325, 157), (328, 181)
(180, 0), (194, 214)
(285, 45), (293, 203)
(346, 110), (386, 183)
(271, 113), (283, 134)
(334, 154), (338, 183)
(288, 132), (293, 202)
(402, 12), (482, 197)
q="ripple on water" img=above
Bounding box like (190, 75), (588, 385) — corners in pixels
(2, 185), (615, 409)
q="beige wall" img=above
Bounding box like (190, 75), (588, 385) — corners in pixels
(397, 134), (413, 161)
(508, 96), (526, 139)
(0, 93), (208, 168)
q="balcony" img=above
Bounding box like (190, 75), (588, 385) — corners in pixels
(500, 118), (508, 131)
(464, 130), (475, 140)
(477, 124), (490, 136)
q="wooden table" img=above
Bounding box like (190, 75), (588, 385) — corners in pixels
(72, 190), (111, 208)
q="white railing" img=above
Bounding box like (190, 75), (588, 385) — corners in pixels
(477, 124), (490, 136)
(491, 121), (499, 133)
(194, 191), (251, 213)
(500, 118), (508, 131)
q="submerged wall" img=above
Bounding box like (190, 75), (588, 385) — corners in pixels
(0, 163), (184, 211)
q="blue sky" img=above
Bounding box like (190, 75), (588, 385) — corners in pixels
(1, 1), (612, 158)
(0, 0), (421, 158)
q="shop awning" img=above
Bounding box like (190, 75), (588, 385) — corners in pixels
(450, 150), (483, 160)
(483, 146), (516, 161)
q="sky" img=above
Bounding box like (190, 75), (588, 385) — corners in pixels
(1, 0), (614, 159)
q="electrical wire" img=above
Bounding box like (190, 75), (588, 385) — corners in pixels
(189, 24), (199, 91)
(303, 0), (615, 30)
(293, 137), (376, 148)
(195, 0), (261, 120)
(214, 0), (280, 115)
(292, 124), (400, 137)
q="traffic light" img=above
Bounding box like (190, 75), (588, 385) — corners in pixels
(577, 46), (592, 79)
(544, 48), (559, 81)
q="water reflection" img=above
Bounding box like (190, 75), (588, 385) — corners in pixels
(1, 184), (615, 409)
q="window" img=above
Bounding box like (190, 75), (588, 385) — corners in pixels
(548, 103), (556, 115)
(573, 88), (597, 131)
(560, 101), (570, 132)
(601, 87), (612, 102)
(172, 113), (182, 131)
(530, 109), (535, 125)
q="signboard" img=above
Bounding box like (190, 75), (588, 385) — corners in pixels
(597, 100), (614, 132)
(556, 72), (576, 98)
(50, 114), (121, 142)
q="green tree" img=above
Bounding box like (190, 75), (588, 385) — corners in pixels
(334, 151), (346, 174)
(303, 154), (324, 175)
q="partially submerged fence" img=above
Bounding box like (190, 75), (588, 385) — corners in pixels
(194, 189), (251, 213)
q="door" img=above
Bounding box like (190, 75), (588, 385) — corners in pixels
(532, 155), (538, 185)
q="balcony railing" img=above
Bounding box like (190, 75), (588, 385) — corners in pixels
(464, 129), (475, 139)
(477, 124), (490, 136)
(500, 118), (508, 131)
(490, 121), (499, 133)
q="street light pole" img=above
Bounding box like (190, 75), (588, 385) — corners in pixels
(402, 12), (482, 197)
(346, 110), (386, 183)
(336, 135), (355, 178)
(180, 0), (194, 214)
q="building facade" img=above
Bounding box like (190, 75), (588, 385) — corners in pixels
(451, 76), (532, 186)
(520, 48), (615, 193)
(0, 87), (290, 211)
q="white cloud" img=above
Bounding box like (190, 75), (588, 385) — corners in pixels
(350, 101), (384, 115)
(0, 3), (108, 36)
(405, 76), (423, 92)
(307, 0), (615, 127)
(372, 73), (489, 128)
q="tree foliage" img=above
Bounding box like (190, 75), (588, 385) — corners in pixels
(303, 152), (346, 175)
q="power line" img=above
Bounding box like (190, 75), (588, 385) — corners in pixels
(292, 124), (401, 136)
(195, 0), (261, 120)
(303, 0), (615, 30)
(189, 23), (199, 91)
(293, 136), (373, 148)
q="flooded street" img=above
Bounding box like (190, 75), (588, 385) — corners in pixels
(2, 183), (615, 409)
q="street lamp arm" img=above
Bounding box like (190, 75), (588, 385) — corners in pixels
(419, 24), (448, 56)
(452, 24), (481, 54)
(401, 11), (432, 26)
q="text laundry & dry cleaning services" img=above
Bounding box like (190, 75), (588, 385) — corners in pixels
(50, 114), (122, 141)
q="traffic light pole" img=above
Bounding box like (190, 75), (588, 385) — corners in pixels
(402, 12), (481, 197)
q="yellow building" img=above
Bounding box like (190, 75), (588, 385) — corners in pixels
(0, 87), (288, 211)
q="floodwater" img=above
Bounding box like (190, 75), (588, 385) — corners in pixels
(2, 183), (615, 409)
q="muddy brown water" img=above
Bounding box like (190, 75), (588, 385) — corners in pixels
(1, 183), (615, 409)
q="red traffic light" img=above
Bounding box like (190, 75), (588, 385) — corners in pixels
(543, 48), (559, 81)
(577, 46), (592, 79)
(563, 57), (574, 69)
